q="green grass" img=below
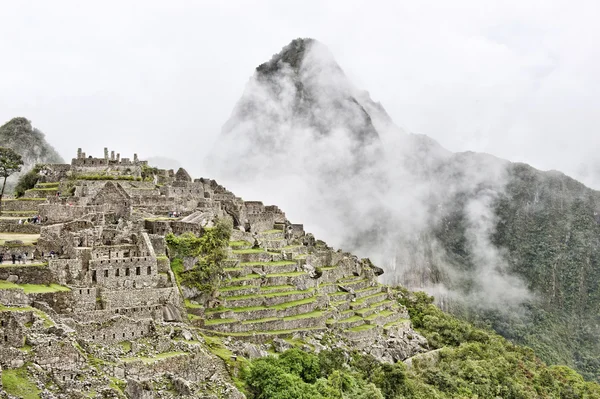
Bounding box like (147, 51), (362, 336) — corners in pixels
(266, 271), (306, 277)
(352, 291), (387, 305)
(0, 233), (40, 246)
(354, 300), (395, 316)
(1, 366), (41, 399)
(229, 241), (252, 247)
(27, 187), (58, 192)
(120, 351), (187, 364)
(225, 288), (313, 301)
(119, 341), (132, 353)
(204, 318), (237, 326)
(242, 316), (279, 325)
(35, 182), (59, 187)
(229, 274), (261, 282)
(365, 310), (395, 321)
(3, 198), (47, 201)
(347, 324), (376, 333)
(206, 296), (316, 314)
(260, 285), (294, 291)
(0, 280), (70, 293)
(239, 260), (296, 266)
(283, 310), (325, 321)
(383, 319), (410, 329)
(184, 299), (203, 309)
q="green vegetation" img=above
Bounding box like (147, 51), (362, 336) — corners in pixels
(0, 280), (70, 293)
(230, 240), (252, 247)
(241, 294), (600, 398)
(433, 163), (600, 381)
(0, 146), (24, 215)
(120, 351), (187, 364)
(14, 164), (44, 198)
(167, 219), (232, 294)
(1, 366), (41, 399)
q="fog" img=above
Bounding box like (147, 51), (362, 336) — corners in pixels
(1, 1), (600, 188)
(206, 39), (533, 311)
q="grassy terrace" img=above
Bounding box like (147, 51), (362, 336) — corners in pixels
(36, 182), (59, 187)
(365, 310), (396, 321)
(3, 198), (46, 202)
(120, 351), (187, 364)
(260, 284), (294, 291)
(0, 262), (48, 269)
(0, 280), (70, 294)
(229, 240), (252, 247)
(201, 326), (325, 338)
(241, 310), (326, 325)
(225, 288), (313, 301)
(354, 300), (395, 316)
(205, 296), (316, 314)
(352, 291), (388, 305)
(260, 229), (283, 234)
(204, 318), (237, 326)
(239, 260), (296, 267)
(231, 248), (266, 254)
(0, 233), (40, 246)
(28, 187), (58, 191)
(347, 324), (376, 333)
(383, 319), (410, 329)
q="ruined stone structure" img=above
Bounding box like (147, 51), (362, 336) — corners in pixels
(0, 149), (426, 398)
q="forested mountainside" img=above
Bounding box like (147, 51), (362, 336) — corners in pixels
(0, 117), (64, 190)
(208, 38), (600, 382)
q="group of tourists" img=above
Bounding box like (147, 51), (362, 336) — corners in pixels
(168, 211), (180, 218)
(0, 250), (57, 265)
(17, 215), (45, 224)
(0, 252), (33, 264)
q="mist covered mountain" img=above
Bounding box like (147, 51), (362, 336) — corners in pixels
(208, 38), (600, 381)
(0, 117), (64, 189)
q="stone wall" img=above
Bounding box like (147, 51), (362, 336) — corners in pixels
(73, 316), (154, 344)
(0, 265), (54, 285)
(88, 256), (158, 290)
(100, 287), (180, 310)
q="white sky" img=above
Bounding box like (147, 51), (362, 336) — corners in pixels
(1, 0), (599, 187)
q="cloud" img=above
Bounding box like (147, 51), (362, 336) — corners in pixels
(207, 39), (533, 311)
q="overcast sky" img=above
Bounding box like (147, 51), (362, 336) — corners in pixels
(1, 0), (599, 188)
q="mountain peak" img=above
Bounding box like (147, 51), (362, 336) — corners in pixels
(256, 38), (317, 74)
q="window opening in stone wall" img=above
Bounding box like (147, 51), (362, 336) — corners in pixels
(147, 266), (151, 275)
(126, 268), (130, 276)
(104, 270), (108, 278)
(136, 266), (140, 275)
(92, 270), (97, 283)
(116, 268), (120, 277)
(87, 289), (90, 294)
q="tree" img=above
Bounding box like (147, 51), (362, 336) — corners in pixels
(0, 147), (24, 215)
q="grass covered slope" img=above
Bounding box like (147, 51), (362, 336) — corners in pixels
(240, 291), (600, 399)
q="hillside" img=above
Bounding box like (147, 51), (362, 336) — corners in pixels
(208, 38), (600, 382)
(0, 117), (64, 191)
(0, 149), (597, 397)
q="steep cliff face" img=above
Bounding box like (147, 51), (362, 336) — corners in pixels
(0, 117), (64, 190)
(209, 38), (600, 381)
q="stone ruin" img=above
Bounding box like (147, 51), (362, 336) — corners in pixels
(0, 148), (427, 398)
